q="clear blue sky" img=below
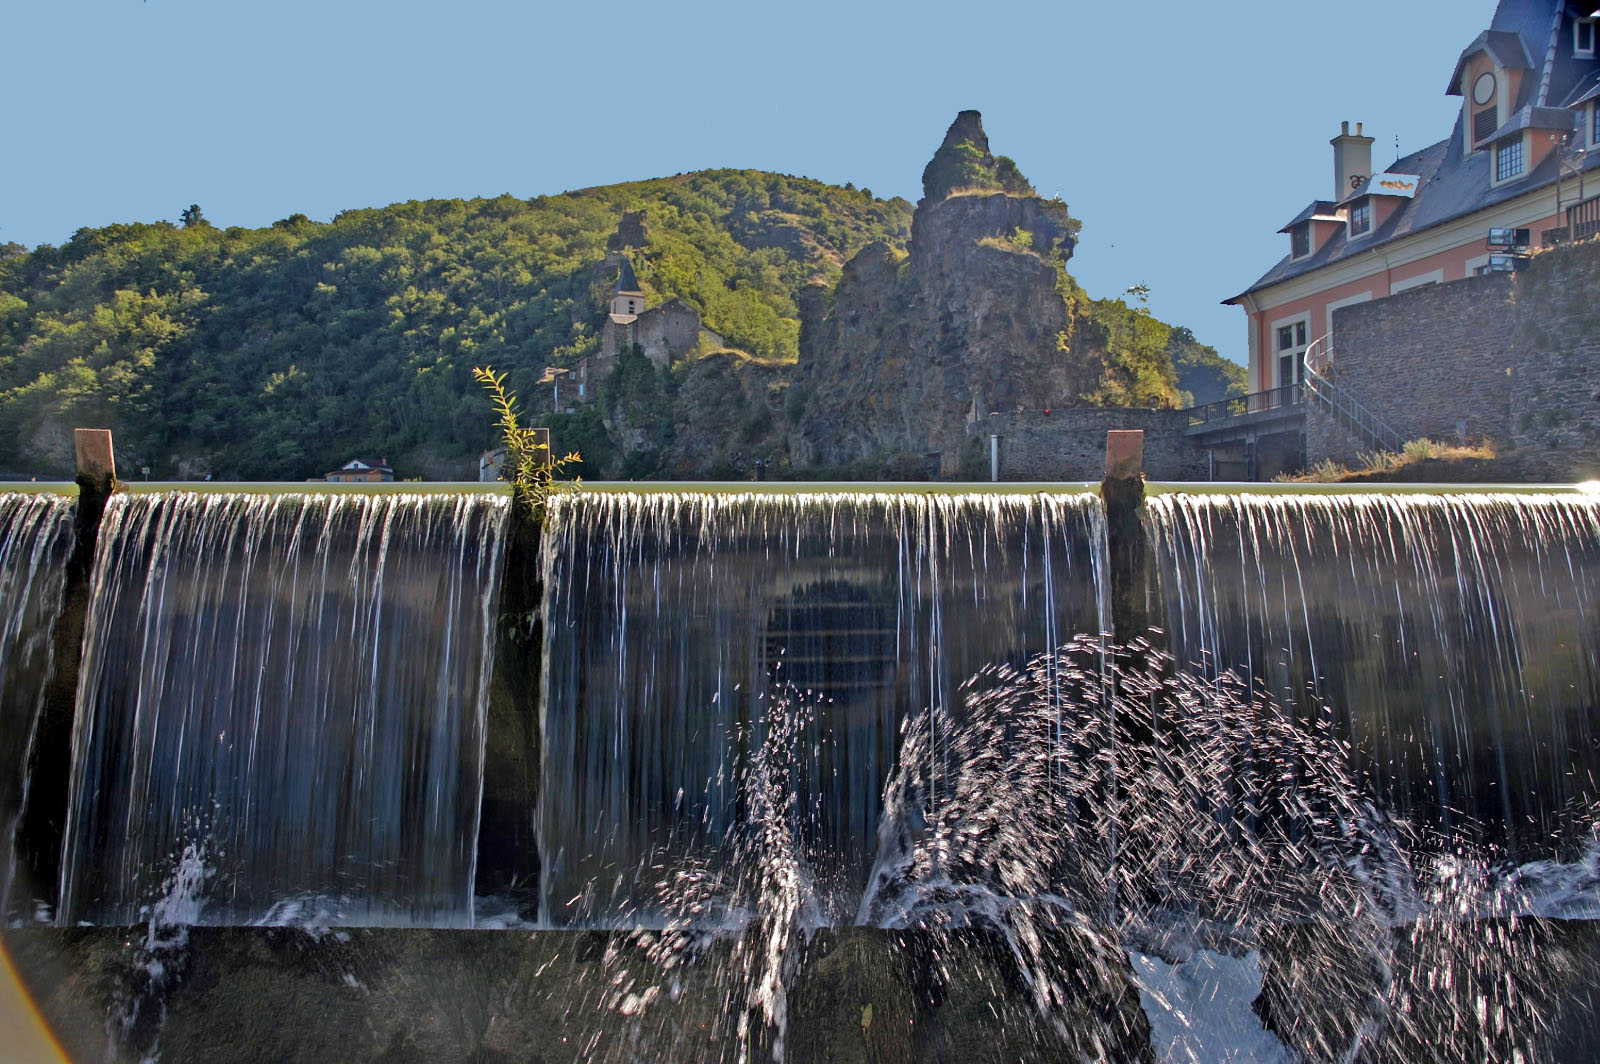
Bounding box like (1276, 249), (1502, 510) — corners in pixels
(2, 0), (1495, 363)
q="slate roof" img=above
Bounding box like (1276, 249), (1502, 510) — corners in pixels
(1277, 201), (1342, 233)
(1448, 30), (1535, 93)
(1229, 0), (1600, 305)
(615, 258), (642, 294)
(1561, 68), (1600, 107)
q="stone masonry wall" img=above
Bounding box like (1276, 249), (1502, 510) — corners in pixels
(1310, 241), (1600, 479)
(1312, 273), (1515, 467)
(968, 408), (1206, 481)
(1509, 239), (1600, 481)
(637, 299), (720, 369)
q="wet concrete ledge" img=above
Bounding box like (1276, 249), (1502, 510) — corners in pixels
(9, 919), (1600, 1063)
(4, 926), (1148, 1064)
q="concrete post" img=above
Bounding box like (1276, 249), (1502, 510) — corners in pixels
(16, 430), (120, 921)
(989, 434), (1000, 482)
(1101, 430), (1147, 648)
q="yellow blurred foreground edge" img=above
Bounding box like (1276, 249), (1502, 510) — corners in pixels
(0, 939), (68, 1064)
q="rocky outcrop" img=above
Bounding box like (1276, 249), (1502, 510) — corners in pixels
(794, 112), (1085, 473)
(606, 209), (648, 251)
(578, 112), (1199, 482)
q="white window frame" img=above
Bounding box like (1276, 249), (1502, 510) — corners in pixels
(1576, 18), (1596, 57)
(1391, 269), (1444, 294)
(1289, 222), (1312, 261)
(1347, 198), (1373, 238)
(1491, 133), (1527, 186)
(1270, 311), (1312, 389)
(1324, 291), (1374, 339)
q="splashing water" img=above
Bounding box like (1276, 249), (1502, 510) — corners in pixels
(538, 490), (1108, 927)
(591, 675), (827, 1064)
(1146, 492), (1600, 857)
(600, 634), (1593, 1061)
(110, 840), (214, 1064)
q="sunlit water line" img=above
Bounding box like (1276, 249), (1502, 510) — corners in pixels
(537, 490), (1109, 927)
(57, 491), (507, 927)
(0, 493), (75, 923)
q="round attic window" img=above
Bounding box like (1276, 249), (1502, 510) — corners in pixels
(1472, 71), (1496, 106)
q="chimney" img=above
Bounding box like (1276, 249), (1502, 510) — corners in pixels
(1331, 121), (1375, 201)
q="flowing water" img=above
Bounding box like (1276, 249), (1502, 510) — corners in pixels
(57, 491), (507, 927)
(1145, 492), (1600, 855)
(554, 489), (1600, 1062)
(0, 492), (75, 923)
(537, 491), (1109, 925)
(8, 484), (1600, 1060)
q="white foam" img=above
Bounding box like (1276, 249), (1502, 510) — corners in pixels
(1130, 950), (1293, 1064)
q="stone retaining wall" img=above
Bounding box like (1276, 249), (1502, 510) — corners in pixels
(1312, 240), (1600, 478)
(1508, 240), (1600, 480)
(968, 408), (1206, 481)
(1315, 273), (1515, 467)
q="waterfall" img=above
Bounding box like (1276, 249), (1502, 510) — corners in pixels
(538, 490), (1109, 926)
(1146, 492), (1600, 853)
(0, 492), (75, 923)
(58, 491), (507, 927)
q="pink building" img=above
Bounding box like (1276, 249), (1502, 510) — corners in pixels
(1224, 0), (1599, 437)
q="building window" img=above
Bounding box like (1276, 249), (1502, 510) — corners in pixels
(1473, 107), (1498, 144)
(1593, 101), (1599, 145)
(1348, 199), (1372, 236)
(1577, 18), (1595, 57)
(1275, 320), (1308, 389)
(1290, 223), (1310, 259)
(1495, 137), (1524, 181)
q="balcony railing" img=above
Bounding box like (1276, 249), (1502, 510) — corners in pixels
(1187, 385), (1303, 426)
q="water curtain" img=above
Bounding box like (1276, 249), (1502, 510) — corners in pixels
(1146, 491), (1600, 853)
(538, 491), (1109, 925)
(59, 491), (507, 926)
(0, 493), (75, 921)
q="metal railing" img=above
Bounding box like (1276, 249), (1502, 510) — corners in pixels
(1542, 199), (1600, 246)
(1186, 385), (1302, 426)
(1300, 334), (1406, 454)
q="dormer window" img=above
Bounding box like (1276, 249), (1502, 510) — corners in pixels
(1495, 136), (1525, 181)
(1576, 18), (1595, 57)
(1290, 223), (1311, 259)
(1348, 199), (1372, 237)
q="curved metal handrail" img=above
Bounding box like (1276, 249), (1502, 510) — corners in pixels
(1300, 334), (1405, 454)
(1304, 333), (1333, 376)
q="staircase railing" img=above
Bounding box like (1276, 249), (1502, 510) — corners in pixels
(1300, 334), (1406, 454)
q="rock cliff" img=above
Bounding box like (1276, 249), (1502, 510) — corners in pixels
(576, 112), (1222, 482)
(793, 112), (1097, 473)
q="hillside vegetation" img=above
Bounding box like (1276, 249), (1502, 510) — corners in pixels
(0, 161), (1243, 480)
(0, 174), (910, 478)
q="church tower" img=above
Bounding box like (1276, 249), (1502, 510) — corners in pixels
(610, 258), (644, 318)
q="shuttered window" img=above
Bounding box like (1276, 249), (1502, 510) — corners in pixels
(1474, 108), (1498, 144)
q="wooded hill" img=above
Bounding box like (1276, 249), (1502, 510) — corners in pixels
(0, 169), (1241, 480)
